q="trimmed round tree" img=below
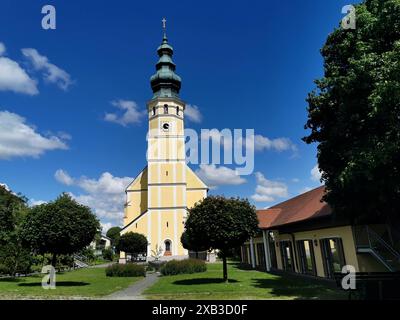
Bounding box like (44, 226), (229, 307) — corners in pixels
(180, 231), (209, 259)
(184, 196), (259, 281)
(21, 193), (100, 267)
(118, 232), (148, 256)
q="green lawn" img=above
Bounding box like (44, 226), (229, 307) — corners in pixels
(144, 262), (347, 300)
(0, 267), (141, 299)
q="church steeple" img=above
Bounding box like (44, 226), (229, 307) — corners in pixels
(150, 18), (182, 99)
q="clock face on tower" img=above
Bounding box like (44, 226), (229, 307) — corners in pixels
(162, 122), (170, 131)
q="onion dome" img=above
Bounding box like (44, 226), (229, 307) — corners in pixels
(150, 19), (182, 99)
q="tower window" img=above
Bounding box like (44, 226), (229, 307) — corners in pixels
(136, 223), (138, 228)
(164, 104), (168, 114)
(152, 107), (156, 115)
(166, 222), (169, 228)
(166, 171), (168, 176)
(176, 106), (179, 115)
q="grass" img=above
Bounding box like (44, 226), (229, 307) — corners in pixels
(0, 267), (142, 299)
(144, 262), (348, 300)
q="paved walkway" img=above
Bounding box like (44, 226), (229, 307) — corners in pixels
(106, 272), (160, 300)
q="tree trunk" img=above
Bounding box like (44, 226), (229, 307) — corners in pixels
(51, 253), (57, 268)
(222, 254), (228, 282)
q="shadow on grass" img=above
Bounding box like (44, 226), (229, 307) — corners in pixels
(0, 277), (24, 283)
(173, 278), (239, 285)
(18, 281), (90, 287)
(251, 278), (344, 300)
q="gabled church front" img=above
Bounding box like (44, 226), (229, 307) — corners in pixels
(120, 22), (208, 262)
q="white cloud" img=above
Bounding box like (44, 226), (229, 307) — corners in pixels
(104, 100), (145, 126)
(239, 134), (297, 154)
(0, 42), (6, 55)
(251, 172), (288, 202)
(30, 199), (47, 206)
(185, 104), (202, 123)
(55, 170), (133, 225)
(311, 164), (322, 182)
(0, 111), (68, 159)
(101, 222), (113, 233)
(54, 169), (74, 186)
(195, 164), (246, 189)
(0, 57), (38, 95)
(21, 48), (72, 91)
(292, 178), (300, 183)
(253, 135), (297, 152)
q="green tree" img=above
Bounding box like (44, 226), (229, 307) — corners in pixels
(304, 0), (400, 224)
(0, 185), (32, 276)
(118, 232), (148, 255)
(180, 231), (209, 259)
(21, 193), (100, 267)
(184, 196), (259, 281)
(106, 226), (121, 251)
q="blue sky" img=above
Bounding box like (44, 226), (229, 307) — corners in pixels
(0, 0), (358, 231)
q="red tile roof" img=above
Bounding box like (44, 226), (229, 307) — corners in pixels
(256, 186), (332, 229)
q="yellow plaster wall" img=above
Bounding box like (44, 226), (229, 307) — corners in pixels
(247, 226), (360, 278)
(275, 226), (359, 277)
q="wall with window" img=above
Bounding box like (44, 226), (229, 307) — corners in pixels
(272, 226), (359, 278)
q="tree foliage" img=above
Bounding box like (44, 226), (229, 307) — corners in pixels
(21, 193), (100, 266)
(118, 232), (148, 254)
(0, 185), (32, 276)
(106, 226), (121, 250)
(303, 0), (400, 224)
(184, 196), (259, 281)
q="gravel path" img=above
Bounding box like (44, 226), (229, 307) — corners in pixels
(106, 272), (159, 300)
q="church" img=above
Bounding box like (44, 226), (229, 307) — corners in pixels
(119, 21), (208, 262)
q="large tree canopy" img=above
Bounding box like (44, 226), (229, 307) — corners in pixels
(304, 0), (400, 224)
(184, 196), (259, 281)
(21, 193), (100, 266)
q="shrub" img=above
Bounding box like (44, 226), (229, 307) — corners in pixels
(102, 248), (114, 261)
(105, 263), (146, 277)
(160, 259), (206, 276)
(148, 260), (167, 272)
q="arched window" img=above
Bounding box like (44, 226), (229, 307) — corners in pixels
(176, 106), (180, 115)
(165, 240), (171, 252)
(152, 107), (156, 115)
(164, 104), (168, 114)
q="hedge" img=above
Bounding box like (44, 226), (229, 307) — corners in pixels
(160, 259), (207, 276)
(105, 263), (146, 277)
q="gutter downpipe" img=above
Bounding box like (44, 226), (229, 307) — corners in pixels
(290, 233), (299, 273)
(249, 237), (256, 269)
(262, 230), (271, 272)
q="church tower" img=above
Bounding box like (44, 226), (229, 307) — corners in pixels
(120, 20), (208, 261)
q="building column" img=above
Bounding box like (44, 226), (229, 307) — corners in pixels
(262, 230), (271, 272)
(249, 238), (256, 269)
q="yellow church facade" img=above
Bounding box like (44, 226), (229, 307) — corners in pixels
(120, 25), (207, 261)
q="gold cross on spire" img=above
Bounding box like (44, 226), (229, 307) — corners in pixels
(162, 17), (167, 33)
